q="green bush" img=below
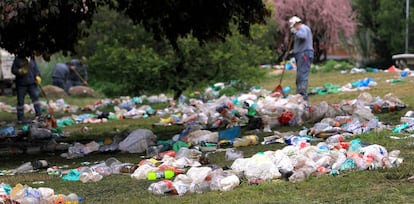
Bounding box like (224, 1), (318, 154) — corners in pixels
(77, 7), (274, 97)
(317, 60), (353, 73)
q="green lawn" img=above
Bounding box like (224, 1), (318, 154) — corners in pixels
(1, 69), (414, 203)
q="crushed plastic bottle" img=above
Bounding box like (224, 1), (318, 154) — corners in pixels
(13, 160), (48, 174)
(147, 180), (175, 195)
(147, 170), (175, 180)
(232, 135), (259, 147)
(191, 181), (211, 193)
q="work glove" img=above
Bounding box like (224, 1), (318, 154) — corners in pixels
(35, 76), (42, 85)
(290, 27), (297, 34)
(18, 67), (28, 74)
(18, 58), (29, 74)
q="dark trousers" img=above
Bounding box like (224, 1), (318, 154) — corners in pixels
(52, 77), (66, 91)
(16, 84), (42, 121)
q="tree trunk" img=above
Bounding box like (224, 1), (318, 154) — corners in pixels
(313, 37), (327, 63)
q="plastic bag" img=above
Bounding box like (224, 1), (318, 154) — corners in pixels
(186, 167), (212, 184)
(218, 174), (240, 191)
(231, 153), (281, 180)
(119, 129), (157, 153)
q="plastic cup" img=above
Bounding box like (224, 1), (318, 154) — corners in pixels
(148, 171), (157, 180)
(164, 170), (175, 179)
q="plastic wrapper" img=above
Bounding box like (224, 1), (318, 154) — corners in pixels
(148, 180), (175, 195)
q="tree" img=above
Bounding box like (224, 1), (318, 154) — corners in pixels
(1, 0), (272, 98)
(0, 0), (99, 58)
(353, 0), (414, 67)
(115, 0), (270, 98)
(80, 7), (273, 97)
(269, 0), (357, 63)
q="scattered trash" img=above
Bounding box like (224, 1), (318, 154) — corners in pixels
(0, 183), (82, 203)
(1, 80), (412, 198)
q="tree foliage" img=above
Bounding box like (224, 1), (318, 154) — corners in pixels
(0, 0), (99, 58)
(269, 0), (356, 62)
(83, 7), (272, 97)
(114, 0), (270, 98)
(353, 0), (414, 67)
(1, 0), (272, 97)
(116, 0), (270, 49)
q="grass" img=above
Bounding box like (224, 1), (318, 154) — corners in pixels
(1, 68), (414, 203)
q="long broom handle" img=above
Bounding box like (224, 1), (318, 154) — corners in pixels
(279, 37), (294, 84)
(73, 68), (88, 86)
(37, 83), (55, 114)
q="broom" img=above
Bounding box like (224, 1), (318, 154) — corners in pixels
(273, 36), (294, 95)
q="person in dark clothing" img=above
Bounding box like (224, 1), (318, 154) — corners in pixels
(66, 58), (88, 92)
(11, 56), (42, 123)
(52, 62), (70, 91)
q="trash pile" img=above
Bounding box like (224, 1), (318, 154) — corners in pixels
(1, 90), (407, 159)
(124, 136), (403, 196)
(0, 183), (82, 203)
(0, 78), (412, 197)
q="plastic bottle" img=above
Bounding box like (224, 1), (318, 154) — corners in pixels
(147, 170), (175, 180)
(105, 157), (122, 174)
(14, 160), (48, 174)
(233, 135), (259, 147)
(325, 134), (344, 144)
(191, 181), (211, 193)
(65, 193), (79, 204)
(79, 167), (92, 183)
(147, 180), (175, 195)
(120, 164), (138, 174)
(90, 163), (112, 176)
(393, 123), (410, 133)
(146, 145), (163, 158)
(217, 140), (233, 148)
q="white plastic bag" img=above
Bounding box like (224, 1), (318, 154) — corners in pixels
(186, 167), (212, 184)
(219, 174), (240, 191)
(119, 129), (157, 153)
